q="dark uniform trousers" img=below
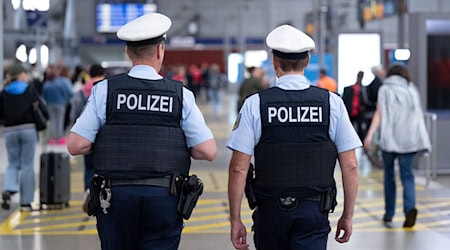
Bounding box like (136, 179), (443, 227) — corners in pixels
(96, 185), (183, 250)
(253, 198), (331, 250)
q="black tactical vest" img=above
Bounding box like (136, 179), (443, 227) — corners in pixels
(93, 74), (191, 179)
(254, 86), (338, 199)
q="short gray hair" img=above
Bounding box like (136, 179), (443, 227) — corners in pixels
(371, 65), (383, 74)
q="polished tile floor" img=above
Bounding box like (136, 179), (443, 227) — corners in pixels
(1, 89), (450, 250)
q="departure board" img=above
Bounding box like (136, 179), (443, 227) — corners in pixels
(96, 3), (157, 33)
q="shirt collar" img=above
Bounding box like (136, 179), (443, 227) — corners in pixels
(128, 65), (162, 80)
(275, 74), (311, 90)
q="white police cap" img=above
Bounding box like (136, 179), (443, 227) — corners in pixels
(266, 24), (315, 60)
(117, 13), (172, 47)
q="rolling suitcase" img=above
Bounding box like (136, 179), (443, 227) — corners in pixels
(40, 152), (71, 209)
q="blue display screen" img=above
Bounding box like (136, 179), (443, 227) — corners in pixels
(96, 3), (157, 33)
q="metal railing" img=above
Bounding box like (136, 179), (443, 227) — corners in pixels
(421, 112), (438, 187)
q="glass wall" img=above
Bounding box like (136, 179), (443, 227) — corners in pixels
(426, 20), (450, 110)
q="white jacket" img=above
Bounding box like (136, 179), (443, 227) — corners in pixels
(378, 75), (431, 153)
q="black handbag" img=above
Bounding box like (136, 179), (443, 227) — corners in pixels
(32, 100), (47, 131)
(29, 84), (49, 131)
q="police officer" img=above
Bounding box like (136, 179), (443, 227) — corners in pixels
(67, 13), (217, 250)
(227, 24), (360, 250)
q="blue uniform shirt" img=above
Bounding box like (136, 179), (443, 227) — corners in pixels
(71, 65), (213, 148)
(227, 74), (362, 155)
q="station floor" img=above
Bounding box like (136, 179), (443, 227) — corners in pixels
(1, 88), (450, 250)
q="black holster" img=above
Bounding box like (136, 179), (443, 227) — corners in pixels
(320, 186), (337, 213)
(87, 175), (110, 216)
(245, 163), (257, 210)
(177, 175), (203, 220)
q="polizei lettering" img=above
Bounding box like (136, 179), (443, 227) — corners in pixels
(116, 93), (173, 112)
(267, 106), (322, 123)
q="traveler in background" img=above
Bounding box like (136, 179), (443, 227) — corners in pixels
(67, 13), (216, 250)
(365, 65), (385, 114)
(61, 66), (74, 131)
(28, 63), (44, 95)
(81, 64), (106, 98)
(0, 63), (49, 211)
(364, 64), (431, 229)
(237, 66), (267, 113)
(317, 68), (337, 93)
(171, 65), (188, 86)
(364, 65), (386, 168)
(201, 62), (211, 101)
(227, 24), (360, 250)
(187, 63), (203, 99)
(42, 65), (74, 145)
(206, 63), (227, 118)
(71, 65), (90, 85)
(342, 71), (367, 141)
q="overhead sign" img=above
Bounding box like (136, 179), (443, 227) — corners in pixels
(359, 0), (405, 22)
(96, 3), (157, 33)
(26, 11), (47, 27)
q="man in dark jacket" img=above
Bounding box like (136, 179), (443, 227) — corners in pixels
(364, 65), (385, 168)
(342, 71), (366, 141)
(365, 65), (385, 115)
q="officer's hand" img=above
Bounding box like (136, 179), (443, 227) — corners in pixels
(335, 216), (352, 243)
(230, 221), (249, 250)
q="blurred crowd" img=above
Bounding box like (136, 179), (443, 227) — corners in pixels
(0, 58), (418, 216)
(0, 60), (236, 141)
(1, 60), (388, 145)
(164, 63), (228, 118)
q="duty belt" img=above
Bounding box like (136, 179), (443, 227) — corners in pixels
(278, 194), (322, 210)
(111, 176), (172, 187)
(303, 194), (321, 201)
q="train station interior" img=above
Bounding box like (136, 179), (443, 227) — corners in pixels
(1, 0), (450, 249)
